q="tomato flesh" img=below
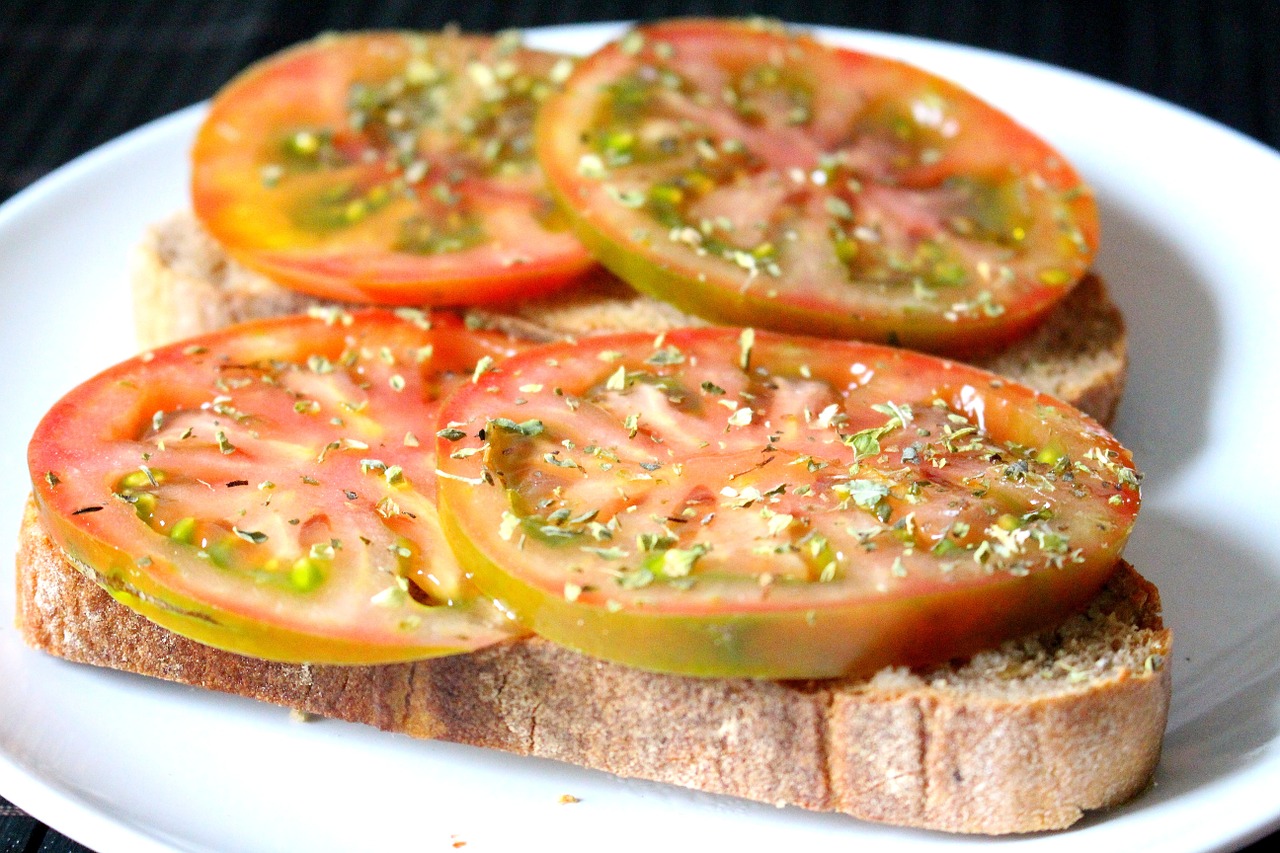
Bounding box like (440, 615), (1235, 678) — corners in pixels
(28, 310), (533, 663)
(535, 20), (1098, 355)
(193, 31), (596, 305)
(436, 328), (1140, 678)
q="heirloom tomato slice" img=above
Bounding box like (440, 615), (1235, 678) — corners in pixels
(192, 31), (596, 305)
(536, 19), (1098, 354)
(436, 328), (1141, 679)
(28, 310), (535, 663)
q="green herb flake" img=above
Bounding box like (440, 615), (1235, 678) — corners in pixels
(847, 479), (889, 510)
(391, 306), (431, 328)
(232, 527), (268, 544)
(660, 543), (708, 578)
(765, 512), (794, 537)
(214, 430), (235, 455)
(645, 345), (686, 366)
(543, 452), (578, 469)
(307, 354), (333, 374)
(738, 328), (755, 370)
(845, 426), (886, 459)
(489, 417), (544, 437)
(637, 531), (678, 552)
(538, 525), (580, 540)
(472, 355), (496, 383)
(871, 401), (914, 427)
(582, 546), (629, 560)
(931, 538), (961, 557)
(616, 567), (655, 589)
(307, 541), (337, 561)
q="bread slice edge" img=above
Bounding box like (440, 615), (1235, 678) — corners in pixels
(132, 212), (1129, 425)
(15, 497), (1170, 834)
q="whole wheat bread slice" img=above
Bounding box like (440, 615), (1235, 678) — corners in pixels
(132, 212), (1129, 424)
(23, 212), (1150, 833)
(15, 498), (1170, 834)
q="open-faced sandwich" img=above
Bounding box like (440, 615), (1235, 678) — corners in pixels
(15, 19), (1168, 835)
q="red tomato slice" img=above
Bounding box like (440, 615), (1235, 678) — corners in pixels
(28, 310), (534, 663)
(192, 31), (597, 305)
(436, 328), (1140, 678)
(535, 20), (1099, 355)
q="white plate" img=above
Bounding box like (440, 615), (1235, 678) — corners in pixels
(2, 21), (1279, 853)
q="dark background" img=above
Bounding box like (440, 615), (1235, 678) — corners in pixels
(2, 0), (1279, 203)
(1, 0), (1277, 850)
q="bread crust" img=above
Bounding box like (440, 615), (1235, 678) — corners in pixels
(132, 212), (1128, 424)
(15, 498), (1169, 834)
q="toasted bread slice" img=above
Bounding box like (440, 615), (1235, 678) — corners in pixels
(132, 212), (1128, 424)
(15, 498), (1169, 834)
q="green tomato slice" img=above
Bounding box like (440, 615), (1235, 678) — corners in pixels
(535, 19), (1099, 355)
(28, 310), (532, 663)
(436, 328), (1141, 678)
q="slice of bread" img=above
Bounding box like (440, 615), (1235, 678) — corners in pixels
(22, 211), (1147, 834)
(132, 212), (1129, 424)
(15, 498), (1170, 834)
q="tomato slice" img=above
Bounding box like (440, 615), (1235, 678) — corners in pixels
(192, 31), (597, 305)
(535, 20), (1098, 355)
(435, 328), (1140, 678)
(28, 310), (535, 663)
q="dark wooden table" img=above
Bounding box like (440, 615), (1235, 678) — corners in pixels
(2, 1), (1278, 850)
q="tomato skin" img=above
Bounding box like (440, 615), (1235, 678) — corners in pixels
(536, 20), (1099, 355)
(28, 310), (534, 664)
(193, 31), (597, 306)
(436, 328), (1140, 679)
